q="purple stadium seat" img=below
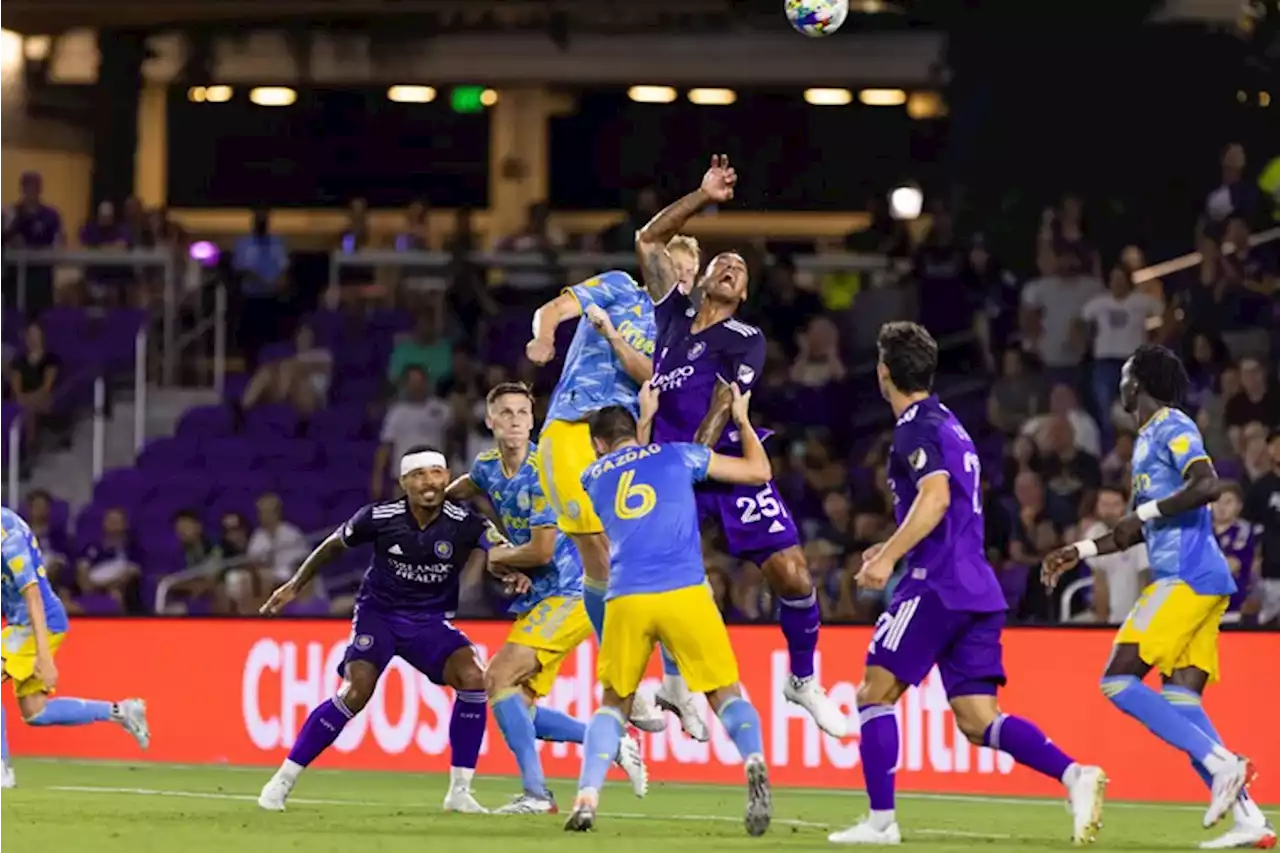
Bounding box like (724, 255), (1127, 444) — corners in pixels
(281, 596), (331, 616)
(138, 437), (199, 471)
(245, 403), (299, 437)
(258, 439), (322, 474)
(93, 467), (155, 508)
(176, 405), (236, 440)
(306, 310), (346, 346)
(367, 309), (413, 335)
(258, 341), (294, 365)
(212, 469), (274, 496)
(325, 489), (368, 522)
(207, 488), (259, 526)
(309, 406), (368, 440)
(200, 436), (265, 470)
(222, 372), (250, 402)
(283, 500), (324, 533)
(1, 309), (23, 346)
(75, 593), (124, 615)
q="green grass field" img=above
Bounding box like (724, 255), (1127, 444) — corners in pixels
(0, 759), (1239, 852)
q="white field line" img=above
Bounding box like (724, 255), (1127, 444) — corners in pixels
(46, 785), (1010, 840)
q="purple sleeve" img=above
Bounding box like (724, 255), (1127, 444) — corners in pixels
(719, 333), (765, 394)
(471, 516), (509, 553)
(339, 504), (378, 547)
(897, 423), (949, 486)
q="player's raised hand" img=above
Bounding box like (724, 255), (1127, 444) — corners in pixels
(502, 572), (532, 597)
(701, 154), (737, 204)
(1040, 545), (1081, 590)
(34, 653), (58, 692)
(526, 337), (555, 366)
(260, 581), (298, 616)
(585, 304), (617, 339)
(638, 379), (660, 422)
(728, 381), (752, 426)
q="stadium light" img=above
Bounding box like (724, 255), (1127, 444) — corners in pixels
(188, 86), (207, 103)
(480, 88), (499, 107)
(688, 88), (736, 106)
(204, 85), (233, 103)
(0, 29), (20, 77)
(889, 184), (923, 221)
(804, 87), (853, 106)
(859, 88), (907, 106)
(388, 85), (436, 103)
(906, 90), (944, 119)
(628, 85), (677, 104)
(249, 86), (297, 107)
(23, 35), (51, 62)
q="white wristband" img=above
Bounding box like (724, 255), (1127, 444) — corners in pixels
(1073, 540), (1099, 559)
(1136, 501), (1163, 522)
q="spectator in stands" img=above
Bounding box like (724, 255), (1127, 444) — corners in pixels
(1022, 384), (1101, 458)
(232, 208), (290, 364)
(218, 511), (251, 564)
(76, 507), (142, 613)
(1242, 426), (1274, 488)
(1080, 487), (1149, 624)
(246, 492), (309, 585)
(967, 234), (1021, 371)
(1244, 430), (1280, 625)
(790, 316), (847, 389)
(1200, 143), (1258, 241)
(394, 200), (432, 253)
(370, 366), (453, 499)
(388, 306), (452, 390)
(1185, 333), (1228, 413)
(1213, 483), (1263, 624)
(1038, 193), (1100, 277)
(1035, 415), (1101, 529)
(1226, 358), (1280, 444)
(493, 201), (566, 304)
(240, 324), (332, 415)
(600, 185), (660, 252)
(162, 510), (230, 614)
(1020, 247), (1103, 388)
(1101, 431), (1135, 490)
(79, 201), (133, 304)
(24, 489), (70, 595)
(1009, 471), (1061, 621)
(1217, 217), (1275, 361)
(3, 172), (63, 316)
(1198, 363), (1241, 460)
(340, 197), (371, 253)
(912, 205), (970, 337)
(8, 321), (61, 446)
(987, 348), (1043, 436)
(1081, 265), (1162, 443)
(758, 257), (822, 356)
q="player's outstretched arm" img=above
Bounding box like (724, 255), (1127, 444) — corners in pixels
(21, 580), (58, 691)
(705, 384), (771, 486)
(526, 291), (583, 365)
(446, 474), (506, 532)
(585, 304), (654, 384)
(877, 474), (951, 567)
(261, 531), (346, 615)
(1043, 528), (1132, 590)
(1142, 457), (1223, 519)
(693, 378), (735, 448)
(635, 154), (736, 302)
(489, 525), (556, 571)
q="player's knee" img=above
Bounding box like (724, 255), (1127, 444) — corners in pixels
(762, 549), (812, 597)
(338, 682), (373, 714)
(483, 652), (527, 698)
(18, 693), (48, 722)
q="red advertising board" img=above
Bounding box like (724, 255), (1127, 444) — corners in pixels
(6, 619), (1278, 802)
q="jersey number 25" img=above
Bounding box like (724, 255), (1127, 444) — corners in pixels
(737, 484), (788, 524)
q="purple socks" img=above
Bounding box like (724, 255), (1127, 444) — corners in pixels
(778, 592), (820, 679)
(983, 713), (1074, 780)
(857, 704), (899, 810)
(450, 689), (488, 770)
(287, 696), (355, 767)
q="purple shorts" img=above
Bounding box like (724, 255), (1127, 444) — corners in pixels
(866, 589), (1007, 698)
(696, 479), (800, 566)
(340, 603), (473, 686)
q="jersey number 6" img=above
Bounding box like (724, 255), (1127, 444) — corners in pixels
(615, 470), (658, 520)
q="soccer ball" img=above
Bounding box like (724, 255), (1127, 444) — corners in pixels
(784, 0), (848, 37)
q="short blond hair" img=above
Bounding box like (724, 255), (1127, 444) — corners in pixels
(666, 234), (701, 263)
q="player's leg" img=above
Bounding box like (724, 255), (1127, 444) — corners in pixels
(1102, 583), (1251, 827)
(486, 643), (553, 810)
(439, 643), (490, 813)
(1, 682), (11, 789)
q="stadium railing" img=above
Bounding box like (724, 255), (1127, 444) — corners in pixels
(1129, 226), (1280, 285)
(5, 371), (107, 506)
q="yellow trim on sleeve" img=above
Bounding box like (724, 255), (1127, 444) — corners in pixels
(562, 287), (584, 312)
(1180, 455), (1210, 476)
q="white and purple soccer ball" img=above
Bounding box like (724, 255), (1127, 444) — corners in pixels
(784, 0), (848, 37)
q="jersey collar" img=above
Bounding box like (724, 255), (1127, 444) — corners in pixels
(1138, 406), (1169, 435)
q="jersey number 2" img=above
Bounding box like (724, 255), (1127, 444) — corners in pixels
(736, 484), (788, 524)
(963, 452), (983, 515)
(615, 470), (657, 520)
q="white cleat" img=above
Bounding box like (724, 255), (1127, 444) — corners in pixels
(655, 685), (709, 743)
(494, 792), (558, 815)
(783, 675), (849, 738)
(442, 786), (489, 814)
(828, 816), (903, 845)
(1199, 821), (1277, 849)
(1, 763), (16, 789)
(1207, 759), (1257, 829)
(628, 691), (667, 734)
(117, 699), (150, 750)
(615, 732), (648, 798)
(1066, 765), (1107, 844)
(257, 771), (295, 812)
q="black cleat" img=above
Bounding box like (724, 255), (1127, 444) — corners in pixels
(745, 755), (772, 837)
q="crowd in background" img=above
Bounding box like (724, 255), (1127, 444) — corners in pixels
(3, 142), (1278, 627)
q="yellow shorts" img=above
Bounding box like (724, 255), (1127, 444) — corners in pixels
(1114, 579), (1229, 683)
(1, 625), (67, 698)
(536, 419), (602, 535)
(598, 584), (739, 698)
(506, 596), (595, 697)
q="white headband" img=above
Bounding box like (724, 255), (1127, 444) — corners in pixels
(400, 451), (448, 477)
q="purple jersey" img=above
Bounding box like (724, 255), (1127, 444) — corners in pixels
(1216, 520), (1260, 612)
(887, 395), (1006, 613)
(341, 499), (498, 620)
(651, 288), (766, 451)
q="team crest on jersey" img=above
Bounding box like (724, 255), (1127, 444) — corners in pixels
(1169, 433), (1192, 455)
(1134, 438), (1150, 463)
(909, 448), (928, 470)
(434, 541), (454, 559)
(737, 364), (755, 385)
(688, 342), (706, 361)
(686, 307), (696, 318)
(517, 490), (531, 511)
(355, 634), (374, 650)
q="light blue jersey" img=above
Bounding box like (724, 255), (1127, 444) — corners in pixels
(545, 270), (656, 423)
(1132, 408), (1236, 596)
(580, 442), (711, 600)
(469, 446), (583, 613)
(1, 507), (69, 634)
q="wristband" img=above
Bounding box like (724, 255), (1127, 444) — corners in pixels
(1072, 540), (1099, 559)
(1136, 501), (1163, 522)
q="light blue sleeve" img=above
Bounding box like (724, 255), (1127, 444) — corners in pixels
(467, 457), (490, 495)
(566, 270), (632, 312)
(2, 529), (40, 590)
(672, 443), (712, 483)
(527, 475), (559, 528)
(1163, 415), (1210, 477)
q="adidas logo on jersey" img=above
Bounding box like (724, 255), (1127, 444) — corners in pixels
(388, 544), (404, 555)
(768, 520), (786, 534)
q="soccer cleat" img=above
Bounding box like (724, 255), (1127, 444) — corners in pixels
(1, 763), (16, 790)
(1066, 765), (1107, 844)
(1207, 759), (1257, 829)
(1198, 821), (1277, 849)
(615, 732), (648, 798)
(744, 754), (772, 837)
(117, 699), (150, 750)
(655, 686), (710, 743)
(828, 817), (903, 845)
(628, 691), (668, 734)
(256, 771), (295, 812)
(442, 786), (489, 814)
(563, 790), (598, 832)
(494, 792), (558, 815)
(783, 675), (849, 738)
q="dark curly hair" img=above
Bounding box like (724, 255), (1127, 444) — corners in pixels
(877, 321), (938, 394)
(1129, 344), (1189, 406)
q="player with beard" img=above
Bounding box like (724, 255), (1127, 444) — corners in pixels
(256, 446), (501, 814)
(632, 155), (846, 736)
